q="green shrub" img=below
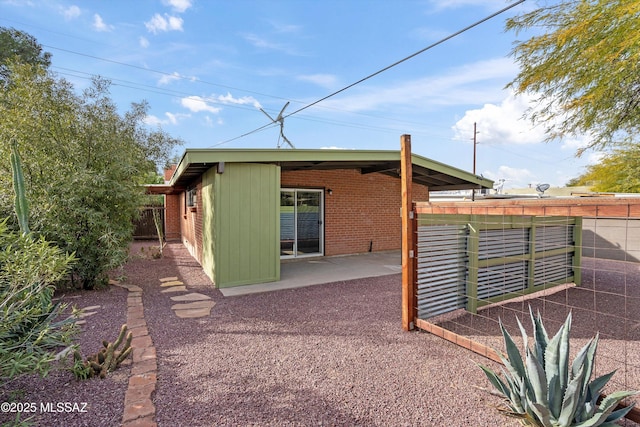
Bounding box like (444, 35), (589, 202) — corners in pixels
(479, 307), (637, 426)
(0, 219), (77, 379)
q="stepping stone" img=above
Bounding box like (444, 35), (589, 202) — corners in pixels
(160, 286), (187, 293)
(159, 276), (178, 282)
(171, 301), (216, 310)
(174, 307), (212, 318)
(83, 305), (101, 311)
(160, 280), (184, 287)
(170, 293), (211, 302)
(125, 284), (143, 293)
(78, 311), (98, 319)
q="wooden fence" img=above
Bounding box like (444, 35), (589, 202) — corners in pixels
(133, 206), (165, 240)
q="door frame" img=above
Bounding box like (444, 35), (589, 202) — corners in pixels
(280, 188), (324, 259)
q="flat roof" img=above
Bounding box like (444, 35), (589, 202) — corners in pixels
(168, 148), (493, 192)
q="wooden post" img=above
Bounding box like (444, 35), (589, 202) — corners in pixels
(401, 134), (415, 331)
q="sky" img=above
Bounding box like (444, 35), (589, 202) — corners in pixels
(1, 0), (601, 190)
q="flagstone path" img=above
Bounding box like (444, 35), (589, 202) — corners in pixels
(158, 276), (216, 318)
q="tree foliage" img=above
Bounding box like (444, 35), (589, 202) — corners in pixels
(0, 26), (51, 85)
(0, 61), (181, 288)
(0, 219), (77, 379)
(506, 0), (640, 154)
(567, 144), (640, 193)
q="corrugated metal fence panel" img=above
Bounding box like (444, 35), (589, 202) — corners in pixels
(416, 215), (580, 319)
(478, 228), (528, 259)
(416, 225), (468, 319)
(535, 225), (573, 252)
(534, 253), (573, 286)
(477, 261), (527, 300)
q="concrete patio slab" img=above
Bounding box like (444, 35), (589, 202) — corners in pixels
(220, 251), (400, 297)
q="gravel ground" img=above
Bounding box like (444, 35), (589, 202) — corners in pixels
(125, 242), (513, 427)
(2, 242), (638, 426)
(0, 284), (129, 427)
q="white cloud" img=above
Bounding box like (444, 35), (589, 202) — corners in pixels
(483, 165), (536, 189)
(452, 91), (545, 145)
(139, 36), (150, 48)
(145, 13), (184, 34)
(242, 33), (298, 55)
(453, 91), (594, 151)
(297, 74), (338, 90)
(217, 93), (262, 109)
(144, 112), (189, 126)
(158, 72), (182, 85)
(321, 57), (517, 112)
(165, 112), (191, 125)
(62, 5), (80, 20)
(143, 115), (164, 126)
(93, 14), (113, 32)
(181, 96), (221, 114)
(162, 0), (192, 13)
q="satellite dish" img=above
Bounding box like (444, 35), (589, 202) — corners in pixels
(536, 183), (550, 196)
(259, 102), (295, 149)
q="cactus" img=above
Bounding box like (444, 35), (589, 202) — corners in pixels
(479, 307), (637, 426)
(73, 324), (133, 379)
(9, 139), (30, 235)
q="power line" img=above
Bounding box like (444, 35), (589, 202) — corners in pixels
(53, 66), (436, 140)
(13, 21), (489, 141)
(42, 44), (293, 104)
(284, 0), (526, 119)
(215, 0), (527, 146)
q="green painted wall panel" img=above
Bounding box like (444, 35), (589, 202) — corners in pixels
(214, 163), (280, 288)
(201, 167), (217, 284)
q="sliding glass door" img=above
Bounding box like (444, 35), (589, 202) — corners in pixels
(280, 189), (323, 258)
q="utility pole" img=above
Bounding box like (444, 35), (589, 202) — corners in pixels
(472, 122), (478, 201)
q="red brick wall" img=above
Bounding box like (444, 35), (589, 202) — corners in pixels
(281, 169), (429, 256)
(164, 194), (181, 241)
(179, 178), (204, 263)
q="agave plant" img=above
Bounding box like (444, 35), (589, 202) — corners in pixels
(479, 308), (637, 426)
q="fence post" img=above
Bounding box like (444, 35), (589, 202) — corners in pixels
(466, 216), (479, 314)
(401, 134), (415, 331)
(573, 216), (582, 286)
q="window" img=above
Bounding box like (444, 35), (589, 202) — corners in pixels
(186, 187), (197, 207)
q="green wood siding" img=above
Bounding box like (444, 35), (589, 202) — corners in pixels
(201, 167), (216, 284)
(207, 163), (280, 288)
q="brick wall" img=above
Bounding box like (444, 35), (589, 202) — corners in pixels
(281, 169), (429, 256)
(179, 178), (203, 263)
(164, 194), (181, 241)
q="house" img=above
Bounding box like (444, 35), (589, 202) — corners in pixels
(149, 148), (493, 288)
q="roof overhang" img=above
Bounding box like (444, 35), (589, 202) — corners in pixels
(167, 148), (493, 192)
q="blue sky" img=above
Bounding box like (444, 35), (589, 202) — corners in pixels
(1, 0), (598, 189)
